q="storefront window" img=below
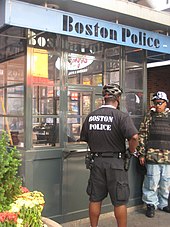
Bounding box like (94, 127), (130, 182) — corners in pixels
(61, 38), (104, 87)
(0, 26), (145, 148)
(0, 56), (25, 147)
(64, 38), (122, 143)
(27, 30), (61, 147)
(0, 25), (25, 147)
(29, 47), (60, 147)
(32, 84), (60, 146)
(0, 14), (150, 151)
(124, 47), (145, 123)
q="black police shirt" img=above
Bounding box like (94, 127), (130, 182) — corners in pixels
(80, 105), (138, 153)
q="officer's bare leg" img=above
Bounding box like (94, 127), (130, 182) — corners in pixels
(89, 201), (102, 227)
(114, 205), (127, 227)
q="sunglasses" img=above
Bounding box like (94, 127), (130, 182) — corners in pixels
(153, 101), (165, 106)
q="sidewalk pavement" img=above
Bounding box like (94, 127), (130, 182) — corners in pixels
(42, 217), (62, 227)
(62, 205), (170, 227)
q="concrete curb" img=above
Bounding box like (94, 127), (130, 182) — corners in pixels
(42, 217), (62, 227)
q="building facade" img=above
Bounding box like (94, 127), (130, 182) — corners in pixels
(0, 0), (170, 224)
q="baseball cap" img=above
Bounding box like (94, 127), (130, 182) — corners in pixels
(151, 91), (169, 102)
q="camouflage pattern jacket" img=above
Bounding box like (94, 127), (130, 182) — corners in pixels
(137, 107), (170, 164)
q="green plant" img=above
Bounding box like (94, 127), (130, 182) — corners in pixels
(0, 131), (22, 212)
(10, 191), (45, 227)
(0, 188), (46, 227)
(0, 132), (46, 226)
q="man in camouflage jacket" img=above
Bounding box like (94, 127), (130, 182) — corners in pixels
(137, 91), (170, 218)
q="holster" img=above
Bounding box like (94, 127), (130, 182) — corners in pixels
(124, 149), (132, 171)
(85, 152), (94, 170)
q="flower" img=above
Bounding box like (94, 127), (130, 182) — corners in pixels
(20, 186), (30, 194)
(0, 211), (18, 224)
(0, 190), (45, 227)
(9, 190), (45, 226)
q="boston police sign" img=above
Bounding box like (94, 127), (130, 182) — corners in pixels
(63, 15), (161, 50)
(61, 13), (170, 54)
(4, 0), (170, 54)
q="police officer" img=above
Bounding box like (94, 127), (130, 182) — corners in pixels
(80, 84), (138, 227)
(137, 91), (170, 218)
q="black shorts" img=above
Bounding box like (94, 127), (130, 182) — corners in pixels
(86, 157), (130, 206)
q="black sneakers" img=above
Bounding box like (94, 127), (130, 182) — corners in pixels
(146, 204), (155, 218)
(162, 206), (170, 213)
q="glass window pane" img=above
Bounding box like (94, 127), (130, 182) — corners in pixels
(33, 85), (59, 115)
(95, 96), (103, 109)
(125, 47), (144, 90)
(28, 43), (61, 147)
(0, 59), (24, 86)
(0, 52), (25, 148)
(124, 47), (144, 116)
(67, 118), (80, 142)
(62, 37), (104, 86)
(125, 92), (143, 116)
(6, 86), (24, 115)
(7, 59), (24, 86)
(67, 55), (103, 86)
(67, 91), (92, 143)
(125, 68), (143, 90)
(68, 91), (92, 116)
(105, 46), (120, 84)
(125, 47), (144, 67)
(33, 117), (59, 146)
(0, 116), (24, 147)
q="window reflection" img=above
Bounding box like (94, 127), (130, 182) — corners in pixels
(0, 55), (25, 147)
(30, 46), (60, 147)
(33, 117), (59, 146)
(67, 91), (92, 142)
(125, 68), (143, 90)
(125, 92), (143, 115)
(66, 53), (103, 86)
(124, 47), (144, 118)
